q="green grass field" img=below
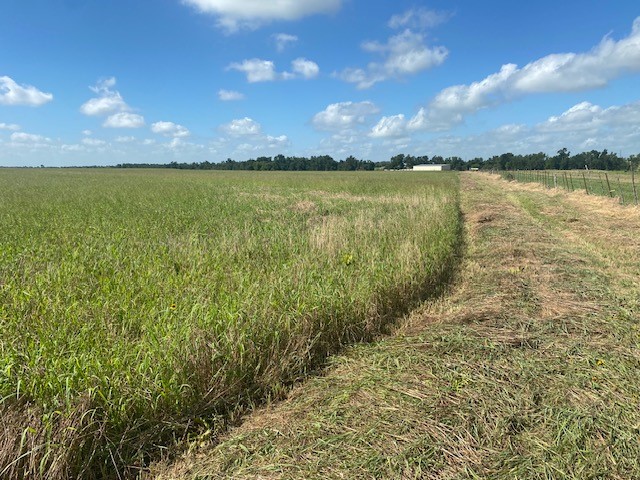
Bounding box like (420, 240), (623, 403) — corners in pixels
(0, 169), (461, 478)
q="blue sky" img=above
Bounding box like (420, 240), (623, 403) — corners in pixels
(1, 0), (639, 166)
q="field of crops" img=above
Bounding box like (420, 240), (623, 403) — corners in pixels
(0, 169), (461, 478)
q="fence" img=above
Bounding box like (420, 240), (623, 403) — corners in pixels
(497, 170), (639, 206)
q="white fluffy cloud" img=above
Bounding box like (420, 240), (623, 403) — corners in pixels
(420, 17), (640, 130)
(227, 59), (278, 82)
(388, 8), (451, 30)
(367, 105), (457, 139)
(103, 112), (145, 129)
(337, 28), (448, 89)
(0, 76), (53, 107)
(218, 89), (245, 101)
(10, 132), (51, 143)
(80, 92), (128, 116)
(218, 117), (291, 155)
(513, 18), (640, 93)
(220, 117), (262, 136)
(228, 58), (320, 82)
(289, 58), (319, 79)
(311, 101), (379, 131)
(232, 134), (290, 154)
(273, 33), (298, 52)
(536, 101), (640, 138)
(80, 78), (131, 116)
(266, 135), (290, 148)
(0, 123), (20, 131)
(81, 78), (145, 128)
(151, 121), (190, 138)
(182, 0), (342, 31)
(369, 114), (408, 138)
(403, 99), (640, 160)
(80, 92), (129, 116)
(79, 78), (146, 129)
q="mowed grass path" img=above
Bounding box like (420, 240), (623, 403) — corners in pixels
(0, 169), (461, 479)
(152, 173), (640, 479)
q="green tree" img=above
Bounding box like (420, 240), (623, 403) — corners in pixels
(388, 154), (405, 170)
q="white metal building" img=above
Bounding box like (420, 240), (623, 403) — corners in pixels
(412, 164), (451, 171)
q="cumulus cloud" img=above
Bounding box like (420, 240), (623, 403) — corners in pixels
(311, 101), (379, 131)
(0, 76), (53, 107)
(404, 99), (640, 160)
(103, 112), (145, 128)
(418, 17), (640, 130)
(218, 117), (290, 155)
(369, 114), (408, 138)
(289, 58), (319, 79)
(81, 95), (128, 116)
(228, 58), (320, 82)
(218, 89), (245, 101)
(61, 144), (85, 152)
(151, 121), (190, 138)
(388, 7), (451, 30)
(273, 33), (298, 52)
(220, 117), (262, 136)
(182, 0), (342, 32)
(10, 132), (51, 143)
(80, 78), (130, 116)
(266, 135), (290, 148)
(227, 59), (278, 82)
(533, 101), (640, 143)
(513, 19), (640, 93)
(312, 102), (381, 157)
(115, 136), (136, 143)
(337, 29), (448, 89)
(0, 122), (20, 131)
(231, 134), (290, 154)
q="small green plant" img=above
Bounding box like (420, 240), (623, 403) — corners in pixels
(341, 253), (354, 266)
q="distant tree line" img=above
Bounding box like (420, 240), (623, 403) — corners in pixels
(116, 149), (639, 172)
(117, 154), (375, 171)
(383, 150), (638, 171)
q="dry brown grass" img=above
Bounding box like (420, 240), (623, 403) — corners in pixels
(291, 200), (317, 214)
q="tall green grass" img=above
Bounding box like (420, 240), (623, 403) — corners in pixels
(0, 169), (461, 478)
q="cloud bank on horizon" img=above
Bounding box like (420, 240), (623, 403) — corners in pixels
(1, 0), (640, 166)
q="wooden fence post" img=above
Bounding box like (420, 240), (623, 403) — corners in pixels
(582, 171), (589, 194)
(632, 165), (638, 205)
(618, 177), (625, 205)
(605, 172), (613, 198)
